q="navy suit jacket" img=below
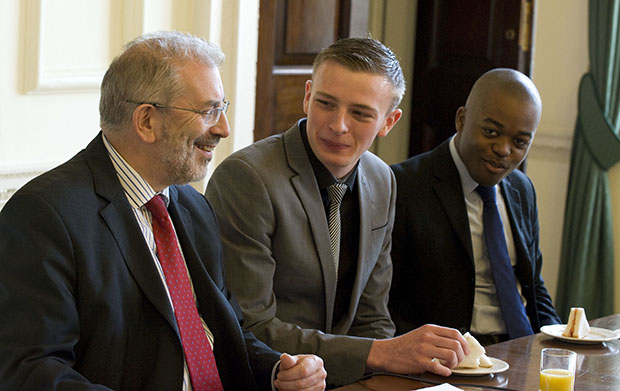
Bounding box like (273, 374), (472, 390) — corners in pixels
(389, 139), (560, 335)
(0, 134), (279, 390)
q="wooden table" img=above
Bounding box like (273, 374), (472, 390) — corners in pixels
(333, 314), (620, 390)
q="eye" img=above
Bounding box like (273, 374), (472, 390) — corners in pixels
(514, 137), (530, 148)
(352, 109), (373, 120)
(482, 127), (498, 136)
(315, 99), (334, 108)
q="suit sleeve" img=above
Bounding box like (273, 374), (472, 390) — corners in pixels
(206, 157), (374, 386)
(0, 192), (111, 391)
(348, 169), (396, 339)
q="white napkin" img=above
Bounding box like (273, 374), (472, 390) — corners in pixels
(413, 384), (463, 391)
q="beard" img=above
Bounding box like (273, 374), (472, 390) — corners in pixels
(157, 122), (219, 186)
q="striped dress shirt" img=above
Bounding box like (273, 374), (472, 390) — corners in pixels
(103, 135), (214, 391)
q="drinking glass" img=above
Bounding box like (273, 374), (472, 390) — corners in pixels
(539, 348), (577, 391)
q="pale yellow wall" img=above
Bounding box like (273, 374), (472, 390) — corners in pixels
(0, 0), (259, 203)
(527, 0), (589, 305)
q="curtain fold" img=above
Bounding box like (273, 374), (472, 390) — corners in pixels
(557, 0), (620, 321)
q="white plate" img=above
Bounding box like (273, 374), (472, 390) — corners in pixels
(451, 357), (509, 376)
(540, 324), (620, 344)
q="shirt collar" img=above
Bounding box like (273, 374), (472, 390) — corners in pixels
(448, 135), (483, 197)
(102, 134), (170, 208)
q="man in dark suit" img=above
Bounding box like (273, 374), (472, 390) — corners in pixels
(0, 31), (326, 391)
(206, 38), (469, 387)
(390, 68), (561, 345)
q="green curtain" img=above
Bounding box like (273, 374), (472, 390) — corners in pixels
(557, 0), (620, 321)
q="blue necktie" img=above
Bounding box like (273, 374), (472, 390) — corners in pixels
(476, 185), (533, 339)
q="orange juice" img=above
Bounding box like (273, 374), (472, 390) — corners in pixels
(539, 368), (574, 391)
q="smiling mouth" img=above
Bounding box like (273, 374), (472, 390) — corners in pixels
(194, 143), (216, 152)
(322, 138), (349, 149)
(484, 159), (507, 170)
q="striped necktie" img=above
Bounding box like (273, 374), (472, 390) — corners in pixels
(327, 183), (348, 277)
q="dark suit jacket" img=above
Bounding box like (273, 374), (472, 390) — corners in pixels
(0, 134), (279, 390)
(206, 121), (395, 386)
(389, 139), (560, 336)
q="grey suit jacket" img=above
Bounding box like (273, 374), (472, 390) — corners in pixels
(206, 120), (396, 386)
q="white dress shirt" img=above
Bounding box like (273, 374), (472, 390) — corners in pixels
(449, 136), (526, 335)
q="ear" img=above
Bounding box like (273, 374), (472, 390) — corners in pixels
(302, 80), (312, 115)
(377, 108), (403, 137)
(131, 104), (159, 144)
(455, 106), (466, 133)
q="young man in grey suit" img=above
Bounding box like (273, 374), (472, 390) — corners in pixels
(0, 31), (326, 391)
(389, 68), (560, 346)
(206, 38), (469, 387)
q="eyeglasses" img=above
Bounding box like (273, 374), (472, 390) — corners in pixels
(125, 99), (229, 126)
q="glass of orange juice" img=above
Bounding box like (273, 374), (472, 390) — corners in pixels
(539, 348), (577, 391)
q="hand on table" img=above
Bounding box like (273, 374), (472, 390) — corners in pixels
(367, 324), (469, 377)
(274, 353), (327, 391)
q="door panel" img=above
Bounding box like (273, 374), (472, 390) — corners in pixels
(409, 0), (534, 156)
(255, 0), (369, 141)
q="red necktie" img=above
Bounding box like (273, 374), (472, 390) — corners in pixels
(146, 195), (223, 391)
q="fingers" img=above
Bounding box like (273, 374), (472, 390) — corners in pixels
(279, 353), (298, 370)
(378, 324), (468, 375)
(274, 354), (326, 391)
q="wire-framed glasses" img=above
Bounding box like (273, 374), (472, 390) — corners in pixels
(125, 99), (229, 126)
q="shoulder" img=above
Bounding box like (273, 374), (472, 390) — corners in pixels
(360, 151), (394, 186)
(390, 149), (435, 182)
(213, 133), (288, 179)
(231, 133), (286, 162)
(8, 150), (96, 210)
(504, 169), (535, 194)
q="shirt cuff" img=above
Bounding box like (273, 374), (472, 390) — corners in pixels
(271, 359), (281, 391)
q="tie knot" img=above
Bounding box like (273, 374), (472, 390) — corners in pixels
(327, 182), (347, 204)
(145, 194), (168, 219)
(476, 185), (497, 205)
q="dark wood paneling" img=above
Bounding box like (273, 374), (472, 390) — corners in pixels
(255, 0), (370, 141)
(409, 0), (534, 156)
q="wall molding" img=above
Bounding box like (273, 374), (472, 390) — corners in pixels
(23, 0), (103, 93)
(0, 164), (54, 210)
(528, 129), (573, 162)
(22, 0), (148, 95)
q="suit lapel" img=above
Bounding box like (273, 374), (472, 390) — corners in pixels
(85, 134), (178, 334)
(283, 125), (336, 330)
(352, 159), (372, 307)
(431, 141), (475, 262)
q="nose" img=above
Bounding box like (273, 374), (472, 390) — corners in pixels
(210, 111), (230, 139)
(492, 139), (510, 157)
(329, 109), (349, 135)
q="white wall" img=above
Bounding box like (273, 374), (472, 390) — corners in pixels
(0, 0), (258, 203)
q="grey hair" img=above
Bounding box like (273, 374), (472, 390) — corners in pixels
(99, 31), (224, 131)
(312, 37), (406, 112)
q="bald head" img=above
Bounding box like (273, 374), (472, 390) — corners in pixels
(465, 68), (542, 117)
(454, 68), (542, 187)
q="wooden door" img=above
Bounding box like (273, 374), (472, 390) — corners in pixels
(254, 0), (369, 141)
(409, 0), (535, 156)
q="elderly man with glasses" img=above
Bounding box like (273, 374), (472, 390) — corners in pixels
(0, 31), (326, 391)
